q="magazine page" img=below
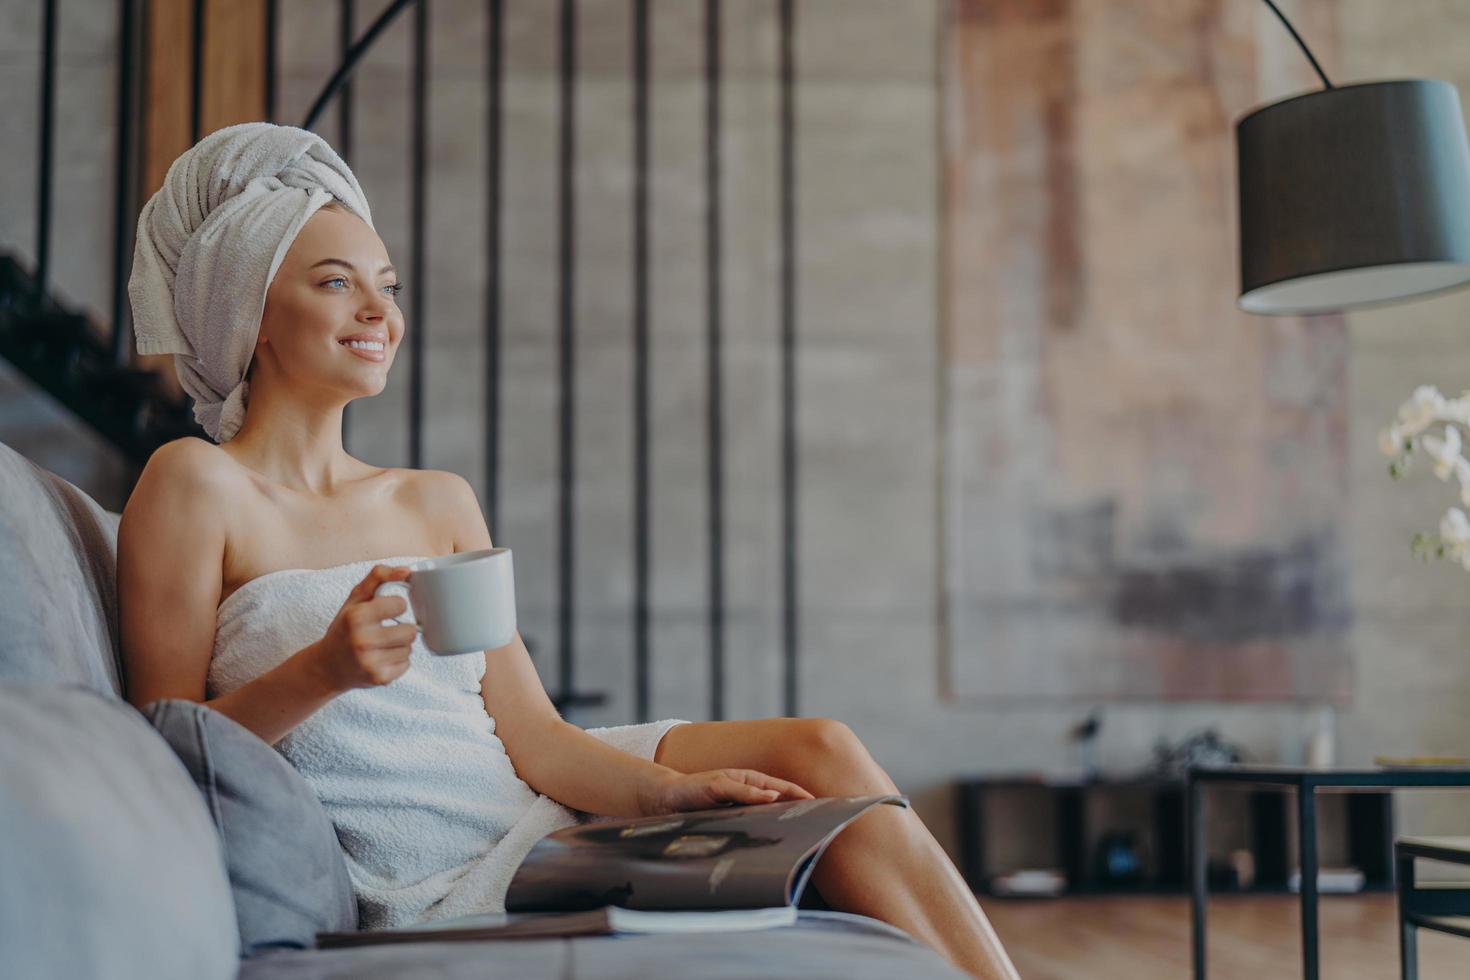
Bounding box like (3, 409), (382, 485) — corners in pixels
(316, 906), (800, 947)
(504, 793), (909, 913)
(317, 909), (617, 947)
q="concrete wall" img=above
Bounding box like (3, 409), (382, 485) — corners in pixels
(1337, 0), (1470, 850)
(4, 0), (1470, 867)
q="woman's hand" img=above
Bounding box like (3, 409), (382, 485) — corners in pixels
(308, 564), (420, 694)
(639, 768), (816, 817)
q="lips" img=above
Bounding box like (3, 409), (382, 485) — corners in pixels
(339, 335), (387, 362)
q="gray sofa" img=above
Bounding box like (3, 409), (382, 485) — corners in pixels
(0, 438), (968, 980)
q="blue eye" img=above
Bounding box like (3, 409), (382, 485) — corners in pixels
(322, 277), (403, 298)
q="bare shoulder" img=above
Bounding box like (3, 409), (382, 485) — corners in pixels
(117, 437), (234, 707)
(137, 436), (234, 486)
(404, 469), (492, 551)
(125, 437), (239, 514)
(120, 437), (237, 568)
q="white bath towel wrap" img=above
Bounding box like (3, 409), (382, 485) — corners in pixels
(207, 555), (690, 930)
(128, 121), (373, 443)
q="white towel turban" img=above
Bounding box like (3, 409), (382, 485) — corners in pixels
(128, 122), (374, 444)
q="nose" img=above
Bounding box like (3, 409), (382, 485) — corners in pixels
(358, 292), (393, 321)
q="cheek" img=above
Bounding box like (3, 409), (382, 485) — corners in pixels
(260, 295), (337, 357)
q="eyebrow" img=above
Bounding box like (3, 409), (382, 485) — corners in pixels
(310, 258), (396, 276)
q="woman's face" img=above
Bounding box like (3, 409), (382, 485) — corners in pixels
(252, 206), (404, 400)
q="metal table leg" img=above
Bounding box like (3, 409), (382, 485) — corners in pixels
(1298, 787), (1319, 979)
(1398, 849), (1418, 980)
(1190, 776), (1207, 978)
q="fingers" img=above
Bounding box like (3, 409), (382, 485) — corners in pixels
(731, 769), (815, 801)
(358, 594), (410, 621)
(351, 623), (418, 656)
(769, 776), (815, 800)
(374, 623), (420, 648)
(715, 773), (786, 804)
(715, 775), (777, 804)
(348, 564), (413, 603)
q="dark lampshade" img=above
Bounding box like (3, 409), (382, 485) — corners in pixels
(1236, 79), (1470, 315)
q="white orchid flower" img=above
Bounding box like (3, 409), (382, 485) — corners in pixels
(1380, 426), (1408, 457)
(1440, 506), (1470, 546)
(1454, 458), (1470, 507)
(1442, 395), (1470, 426)
(1397, 384), (1449, 436)
(1421, 424), (1463, 481)
(1384, 387), (1470, 574)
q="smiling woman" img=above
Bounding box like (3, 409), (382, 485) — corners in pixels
(116, 121), (1016, 979)
(114, 121), (790, 943)
(243, 205), (404, 390)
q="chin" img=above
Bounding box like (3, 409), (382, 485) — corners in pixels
(340, 372), (388, 400)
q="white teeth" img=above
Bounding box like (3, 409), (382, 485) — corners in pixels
(341, 340), (385, 351)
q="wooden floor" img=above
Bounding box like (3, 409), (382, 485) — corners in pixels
(982, 893), (1464, 980)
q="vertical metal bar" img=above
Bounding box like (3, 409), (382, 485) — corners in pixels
(485, 0), (503, 531)
(1298, 785), (1320, 980)
(632, 0), (651, 723)
(112, 0), (140, 363)
(1189, 775), (1208, 979)
(191, 0), (205, 142)
(705, 0), (724, 721)
(339, 0), (356, 446)
(933, 0), (952, 707)
(409, 0), (427, 469)
(557, 0), (578, 701)
(35, 0), (57, 300)
(265, 0), (277, 121)
(1398, 850), (1418, 980)
(778, 0), (798, 717)
(338, 0), (355, 161)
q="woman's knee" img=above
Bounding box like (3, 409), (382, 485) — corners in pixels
(797, 718), (860, 758)
(791, 718), (899, 795)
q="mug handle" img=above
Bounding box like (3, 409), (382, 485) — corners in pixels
(373, 579), (425, 634)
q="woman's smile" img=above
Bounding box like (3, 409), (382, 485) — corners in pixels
(338, 336), (387, 362)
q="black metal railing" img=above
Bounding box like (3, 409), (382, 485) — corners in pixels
(4, 0), (194, 471)
(8, 0), (805, 724)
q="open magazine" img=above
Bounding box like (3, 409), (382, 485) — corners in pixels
(316, 793), (908, 947)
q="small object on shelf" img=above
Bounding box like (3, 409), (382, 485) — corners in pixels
(1151, 728), (1245, 780)
(1069, 710), (1102, 781)
(1287, 866), (1365, 894)
(1229, 849), (1256, 891)
(1374, 755), (1470, 769)
(1305, 706), (1335, 768)
(1094, 831), (1143, 885)
(990, 869), (1067, 897)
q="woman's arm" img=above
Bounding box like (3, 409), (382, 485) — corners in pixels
(430, 471), (676, 815)
(439, 471), (808, 817)
(119, 438), (343, 745)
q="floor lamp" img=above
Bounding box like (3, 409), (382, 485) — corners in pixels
(1237, 0), (1470, 316)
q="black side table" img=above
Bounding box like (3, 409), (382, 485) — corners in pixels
(1188, 765), (1470, 980)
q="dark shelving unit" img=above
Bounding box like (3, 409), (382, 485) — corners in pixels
(956, 774), (1394, 897)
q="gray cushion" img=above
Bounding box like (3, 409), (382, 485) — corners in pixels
(0, 683), (239, 979)
(144, 699), (358, 956)
(0, 439), (122, 694)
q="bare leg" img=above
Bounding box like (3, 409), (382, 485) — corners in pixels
(654, 718), (1021, 980)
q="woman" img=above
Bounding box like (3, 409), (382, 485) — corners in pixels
(117, 123), (1017, 980)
